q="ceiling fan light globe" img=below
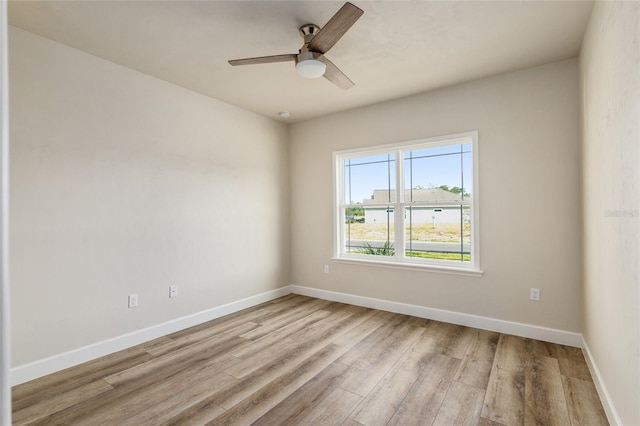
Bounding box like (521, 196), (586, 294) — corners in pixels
(295, 59), (326, 79)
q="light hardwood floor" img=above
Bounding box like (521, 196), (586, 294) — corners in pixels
(12, 295), (608, 425)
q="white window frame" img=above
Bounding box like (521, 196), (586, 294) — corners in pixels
(332, 131), (481, 275)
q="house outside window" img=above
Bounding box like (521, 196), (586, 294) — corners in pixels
(334, 131), (479, 273)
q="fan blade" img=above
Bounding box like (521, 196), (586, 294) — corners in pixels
(323, 58), (354, 90)
(228, 54), (297, 66)
(308, 2), (363, 54)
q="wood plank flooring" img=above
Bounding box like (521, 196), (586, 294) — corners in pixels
(12, 295), (609, 425)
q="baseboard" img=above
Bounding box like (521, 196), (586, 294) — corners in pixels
(290, 285), (583, 347)
(581, 337), (623, 426)
(12, 284), (585, 386)
(11, 286), (292, 386)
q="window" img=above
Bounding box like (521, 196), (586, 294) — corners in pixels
(334, 131), (479, 273)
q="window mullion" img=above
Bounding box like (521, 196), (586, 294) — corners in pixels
(395, 149), (404, 260)
(335, 155), (343, 257)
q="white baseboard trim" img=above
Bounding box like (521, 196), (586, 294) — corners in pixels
(11, 286), (292, 386)
(12, 285), (585, 387)
(581, 337), (622, 426)
(290, 285), (582, 347)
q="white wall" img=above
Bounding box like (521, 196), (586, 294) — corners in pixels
(580, 2), (640, 424)
(290, 59), (582, 333)
(9, 27), (290, 367)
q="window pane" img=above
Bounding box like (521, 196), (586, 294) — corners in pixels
(404, 206), (470, 262)
(344, 153), (396, 204)
(345, 207), (394, 256)
(404, 145), (470, 202)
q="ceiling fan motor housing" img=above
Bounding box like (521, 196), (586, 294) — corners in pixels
(296, 24), (326, 78)
(296, 47), (324, 65)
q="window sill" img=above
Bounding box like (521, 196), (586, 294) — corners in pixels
(330, 256), (484, 277)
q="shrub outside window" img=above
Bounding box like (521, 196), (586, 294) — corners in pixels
(334, 131), (479, 272)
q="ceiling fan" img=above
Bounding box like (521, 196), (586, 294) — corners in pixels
(228, 2), (364, 90)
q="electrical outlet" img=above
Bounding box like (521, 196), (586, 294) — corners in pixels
(128, 294), (138, 308)
(169, 285), (178, 298)
(324, 265), (329, 274)
(530, 288), (540, 301)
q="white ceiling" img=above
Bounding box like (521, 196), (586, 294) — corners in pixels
(8, 1), (594, 123)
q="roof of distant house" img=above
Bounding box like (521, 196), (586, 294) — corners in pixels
(363, 188), (462, 204)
